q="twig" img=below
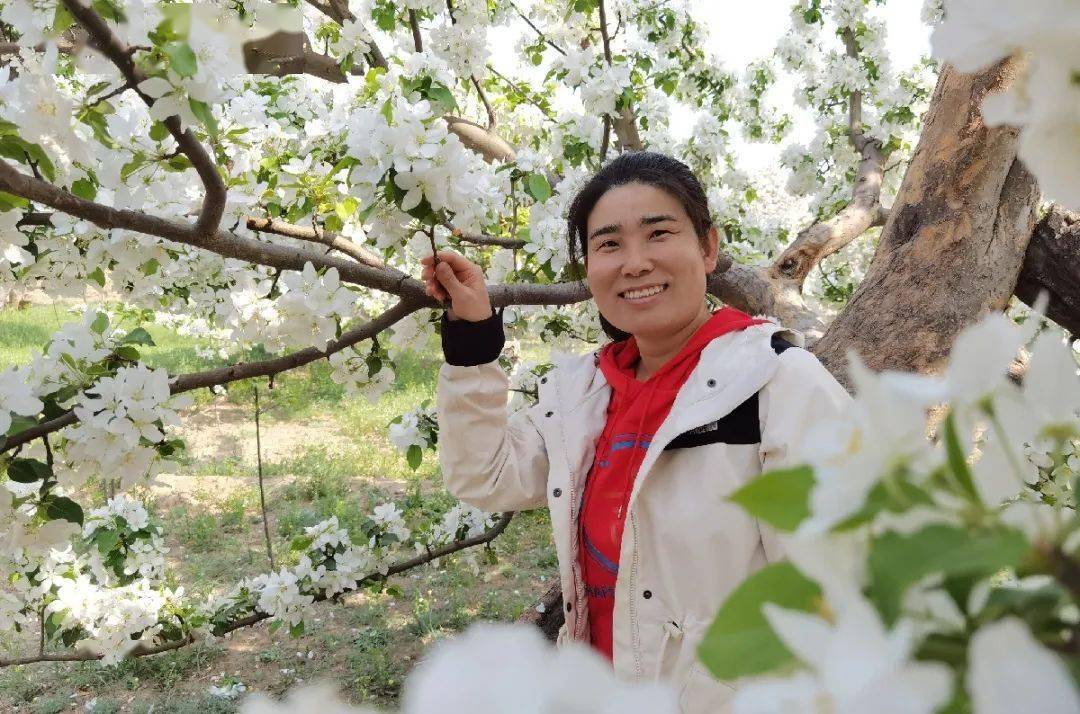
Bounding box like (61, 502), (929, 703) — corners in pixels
(600, 114), (611, 163)
(486, 65), (554, 120)
(508, 0), (566, 56)
(60, 0), (226, 239)
(253, 384), (275, 571)
(471, 75), (497, 130)
(409, 10), (423, 53)
(85, 81), (131, 109)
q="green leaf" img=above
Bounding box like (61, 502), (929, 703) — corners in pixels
(698, 562), (822, 680)
(289, 620), (305, 637)
(406, 444), (423, 470)
(426, 82), (457, 112)
(526, 173), (552, 203)
(942, 412), (979, 502)
(91, 0), (126, 22)
(188, 98), (218, 137)
(90, 311), (109, 334)
(7, 458), (51, 483)
(45, 496), (84, 525)
(868, 524), (1029, 625)
(0, 191), (28, 212)
(140, 258), (160, 276)
(149, 122), (170, 142)
(87, 267), (106, 287)
(6, 414), (38, 437)
(52, 2), (75, 33)
(95, 529), (120, 554)
(728, 465), (814, 532)
(115, 345), (141, 361)
(335, 196), (359, 222)
(164, 42), (198, 78)
(71, 178), (97, 201)
(121, 327), (155, 346)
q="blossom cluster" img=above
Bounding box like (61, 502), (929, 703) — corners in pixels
(703, 310), (1080, 713)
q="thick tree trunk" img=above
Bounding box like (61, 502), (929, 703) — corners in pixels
(813, 59), (1039, 387)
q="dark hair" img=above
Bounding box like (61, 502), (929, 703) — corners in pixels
(566, 151), (714, 342)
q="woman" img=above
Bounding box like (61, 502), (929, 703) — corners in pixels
(421, 152), (850, 712)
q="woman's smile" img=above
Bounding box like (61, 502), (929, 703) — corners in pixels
(619, 282), (669, 303)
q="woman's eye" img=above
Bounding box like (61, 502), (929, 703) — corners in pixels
(650, 230), (670, 239)
(599, 240), (618, 249)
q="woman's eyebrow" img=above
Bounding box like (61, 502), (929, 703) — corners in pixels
(587, 214), (678, 241)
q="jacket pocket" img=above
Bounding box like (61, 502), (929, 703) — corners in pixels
(678, 663), (736, 714)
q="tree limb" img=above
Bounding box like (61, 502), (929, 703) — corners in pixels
(0, 159), (421, 298)
(245, 217), (392, 271)
(443, 115), (516, 163)
(61, 0), (227, 240)
(0, 512), (514, 667)
(0, 300), (421, 453)
(1014, 205), (1080, 336)
(769, 27), (886, 287)
(508, 0), (566, 56)
(408, 9), (424, 53)
(597, 0), (642, 152)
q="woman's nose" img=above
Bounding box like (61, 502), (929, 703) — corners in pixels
(620, 245), (653, 277)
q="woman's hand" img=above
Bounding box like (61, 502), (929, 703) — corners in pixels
(421, 250), (493, 322)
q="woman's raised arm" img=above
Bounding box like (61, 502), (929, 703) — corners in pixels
(427, 251), (551, 513)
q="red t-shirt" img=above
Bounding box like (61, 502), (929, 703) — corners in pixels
(578, 308), (765, 660)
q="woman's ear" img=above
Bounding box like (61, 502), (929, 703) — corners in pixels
(702, 225), (720, 273)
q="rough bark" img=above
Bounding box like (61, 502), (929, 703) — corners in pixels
(813, 59), (1039, 387)
(1015, 205), (1080, 336)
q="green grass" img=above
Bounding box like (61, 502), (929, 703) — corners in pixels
(0, 303), (559, 712)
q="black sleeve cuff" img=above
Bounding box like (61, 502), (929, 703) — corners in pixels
(440, 310), (505, 366)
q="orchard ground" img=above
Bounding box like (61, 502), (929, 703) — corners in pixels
(0, 303), (557, 714)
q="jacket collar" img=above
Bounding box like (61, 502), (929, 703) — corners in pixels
(541, 321), (798, 417)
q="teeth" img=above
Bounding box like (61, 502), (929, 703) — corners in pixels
(622, 285), (665, 300)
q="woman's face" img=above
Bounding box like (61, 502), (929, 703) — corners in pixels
(584, 182), (719, 341)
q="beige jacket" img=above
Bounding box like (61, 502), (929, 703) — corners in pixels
(436, 322), (851, 713)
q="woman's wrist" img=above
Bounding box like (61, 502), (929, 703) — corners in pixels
(446, 304), (493, 322)
(440, 309), (504, 366)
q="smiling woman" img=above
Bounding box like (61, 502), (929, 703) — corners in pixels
(424, 151), (851, 714)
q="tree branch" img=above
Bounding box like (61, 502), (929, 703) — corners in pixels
(0, 160), (419, 298)
(245, 217), (392, 272)
(443, 115), (516, 163)
(61, 0), (227, 240)
(508, 0), (566, 56)
(597, 0), (643, 152)
(486, 65), (555, 120)
(0, 512), (514, 667)
(1015, 205), (1080, 336)
(768, 26), (886, 287)
(471, 76), (497, 129)
(1, 300), (421, 454)
(408, 10), (424, 53)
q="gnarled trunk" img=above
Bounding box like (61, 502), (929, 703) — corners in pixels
(813, 59), (1038, 386)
